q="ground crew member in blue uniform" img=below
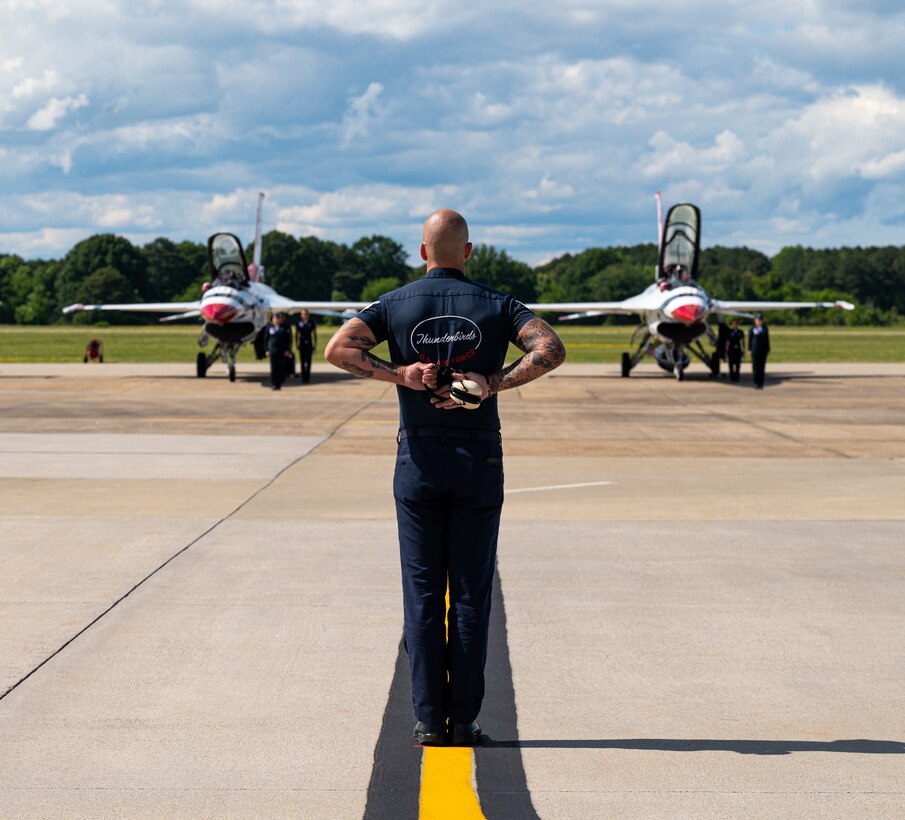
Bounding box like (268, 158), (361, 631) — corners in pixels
(295, 309), (317, 383)
(267, 312), (292, 391)
(716, 320), (729, 378)
(325, 209), (566, 746)
(748, 312), (770, 389)
(726, 318), (745, 383)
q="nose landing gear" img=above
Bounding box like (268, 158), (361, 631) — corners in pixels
(195, 341), (239, 380)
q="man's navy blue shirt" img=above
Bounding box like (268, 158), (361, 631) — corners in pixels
(358, 267), (535, 431)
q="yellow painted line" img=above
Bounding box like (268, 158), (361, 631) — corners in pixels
(419, 586), (486, 819)
(420, 749), (484, 819)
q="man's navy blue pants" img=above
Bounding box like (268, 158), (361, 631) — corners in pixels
(393, 430), (504, 727)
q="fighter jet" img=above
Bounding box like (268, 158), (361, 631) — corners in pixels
(529, 198), (854, 380)
(62, 193), (364, 381)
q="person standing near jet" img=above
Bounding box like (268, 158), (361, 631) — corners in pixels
(295, 309), (317, 383)
(267, 312), (292, 391)
(716, 320), (729, 378)
(726, 318), (745, 383)
(748, 312), (770, 389)
(324, 208), (565, 747)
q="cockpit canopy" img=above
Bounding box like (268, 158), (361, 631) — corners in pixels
(658, 203), (701, 284)
(207, 233), (249, 289)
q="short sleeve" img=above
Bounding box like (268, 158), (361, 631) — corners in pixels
(358, 300), (388, 344)
(507, 297), (536, 342)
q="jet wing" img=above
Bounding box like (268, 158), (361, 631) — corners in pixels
(712, 299), (855, 313)
(263, 296), (370, 314)
(159, 310), (202, 323)
(62, 301), (201, 314)
(526, 290), (666, 318)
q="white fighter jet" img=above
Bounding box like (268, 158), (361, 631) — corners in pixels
(529, 197), (855, 380)
(62, 193), (364, 381)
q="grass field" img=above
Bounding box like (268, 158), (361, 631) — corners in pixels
(1, 324), (903, 364)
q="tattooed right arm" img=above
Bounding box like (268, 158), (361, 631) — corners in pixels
(324, 317), (432, 390)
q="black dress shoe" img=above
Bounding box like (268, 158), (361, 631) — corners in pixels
(413, 721), (445, 746)
(450, 721), (481, 746)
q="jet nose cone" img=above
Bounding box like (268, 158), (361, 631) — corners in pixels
(201, 303), (238, 324)
(670, 302), (706, 323)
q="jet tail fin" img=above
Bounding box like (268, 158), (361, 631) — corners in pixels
(248, 191), (266, 282)
(654, 191), (663, 280)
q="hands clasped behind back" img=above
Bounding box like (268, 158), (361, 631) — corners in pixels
(420, 364), (489, 410)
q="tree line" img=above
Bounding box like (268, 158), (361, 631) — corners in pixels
(1, 231), (902, 326)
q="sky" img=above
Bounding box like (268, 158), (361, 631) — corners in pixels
(2, 0), (904, 266)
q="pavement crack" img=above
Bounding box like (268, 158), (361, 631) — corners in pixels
(710, 410), (852, 458)
(0, 396), (378, 706)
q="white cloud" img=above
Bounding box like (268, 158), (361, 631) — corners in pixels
(642, 130), (747, 180)
(861, 150), (905, 180)
(193, 0), (460, 40)
(96, 201), (161, 229)
(50, 149), (73, 174)
(340, 82), (384, 149)
(766, 85), (905, 183)
(26, 94), (89, 131)
(0, 227), (92, 258)
(278, 183), (457, 229)
(12, 69), (59, 98)
(2, 0), (905, 264)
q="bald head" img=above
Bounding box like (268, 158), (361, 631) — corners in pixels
(420, 209), (472, 270)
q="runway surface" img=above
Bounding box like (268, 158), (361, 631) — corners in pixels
(1, 361), (903, 818)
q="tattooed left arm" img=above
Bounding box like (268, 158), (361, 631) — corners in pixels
(488, 317), (566, 395)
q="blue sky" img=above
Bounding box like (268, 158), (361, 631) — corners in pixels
(2, 0), (904, 265)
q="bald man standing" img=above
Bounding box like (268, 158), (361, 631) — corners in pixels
(325, 209), (565, 745)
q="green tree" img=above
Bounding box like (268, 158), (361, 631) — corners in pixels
(466, 245), (537, 302)
(73, 266), (142, 324)
(0, 255), (25, 323)
(256, 232), (339, 300)
(334, 235), (410, 299)
(57, 234), (149, 312)
(295, 236), (339, 300)
(588, 263), (649, 302)
(536, 247), (621, 302)
(144, 238), (206, 301)
(361, 276), (403, 302)
(2, 257), (60, 325)
(256, 231), (303, 296)
(76, 266), (137, 305)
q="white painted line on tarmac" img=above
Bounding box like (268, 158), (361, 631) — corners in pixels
(506, 480), (615, 494)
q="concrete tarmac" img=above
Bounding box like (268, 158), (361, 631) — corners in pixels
(0, 361), (903, 818)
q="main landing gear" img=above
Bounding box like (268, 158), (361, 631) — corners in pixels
(620, 326), (652, 377)
(687, 339), (720, 377)
(621, 352), (632, 378)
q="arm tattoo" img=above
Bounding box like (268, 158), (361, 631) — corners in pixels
(347, 336), (377, 350)
(359, 349), (399, 376)
(339, 360), (374, 378)
(327, 318), (402, 382)
(490, 318), (565, 394)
